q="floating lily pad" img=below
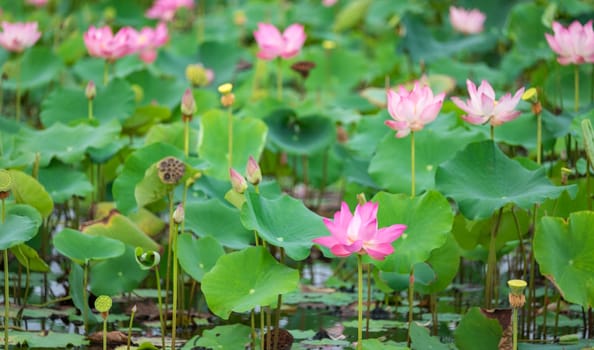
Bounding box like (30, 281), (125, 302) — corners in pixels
(240, 190), (328, 261)
(534, 211), (594, 308)
(264, 109), (335, 155)
(16, 120), (121, 167)
(435, 140), (576, 220)
(53, 228), (126, 265)
(177, 234), (225, 283)
(198, 109), (268, 180)
(8, 330), (88, 348)
(181, 324), (251, 350)
(372, 191), (454, 274)
(201, 246), (299, 319)
(40, 79), (135, 126)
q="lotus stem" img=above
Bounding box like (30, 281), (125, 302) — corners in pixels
(365, 263), (371, 338)
(164, 190), (174, 339)
(88, 99), (94, 121)
(485, 208), (503, 308)
(15, 56), (21, 122)
(508, 279), (527, 350)
(512, 307), (519, 349)
(102, 314), (107, 350)
(227, 106), (233, 169)
(357, 254), (363, 350)
(103, 60), (110, 86)
(171, 210), (179, 348)
(154, 268), (165, 350)
(536, 112), (542, 165)
(410, 131), (415, 198)
(126, 305), (136, 350)
(83, 261), (89, 334)
(574, 64), (579, 113)
(276, 58), (283, 100)
(184, 118), (190, 157)
(250, 310), (257, 350)
(273, 248), (285, 350)
(490, 125), (495, 141)
(3, 249), (8, 350)
(260, 306), (265, 350)
(407, 268), (414, 348)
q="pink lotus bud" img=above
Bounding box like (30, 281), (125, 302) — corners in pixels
(246, 156), (262, 185)
(229, 168), (247, 194)
(173, 203), (184, 224)
(180, 88), (196, 117)
(85, 81), (96, 100)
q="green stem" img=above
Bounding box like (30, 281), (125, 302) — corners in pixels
(536, 112), (542, 165)
(260, 307), (265, 350)
(250, 310), (257, 350)
(88, 100), (94, 121)
(102, 316), (107, 350)
(365, 264), (371, 338)
(485, 208), (504, 308)
(155, 268), (165, 350)
(164, 190), (174, 338)
(574, 64), (580, 113)
(276, 58), (283, 100)
(15, 56), (21, 122)
(83, 261), (89, 334)
(410, 131), (415, 198)
(407, 268), (414, 348)
(273, 248), (285, 350)
(3, 249), (9, 350)
(184, 118), (190, 157)
(127, 306), (136, 350)
(103, 60), (110, 86)
(512, 307), (518, 350)
(490, 124), (494, 141)
(171, 220), (179, 348)
(227, 107), (233, 169)
(357, 254), (363, 350)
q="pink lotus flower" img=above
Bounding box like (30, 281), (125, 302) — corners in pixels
(449, 6), (486, 35)
(322, 0), (338, 7)
(451, 79), (525, 126)
(0, 21), (41, 53)
(84, 25), (138, 61)
(146, 0), (194, 22)
(253, 23), (306, 60)
(136, 22), (169, 64)
(545, 20), (594, 65)
(313, 202), (406, 261)
(26, 0), (48, 7)
(385, 82), (445, 138)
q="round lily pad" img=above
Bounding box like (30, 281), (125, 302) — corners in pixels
(53, 228), (126, 265)
(177, 234), (225, 283)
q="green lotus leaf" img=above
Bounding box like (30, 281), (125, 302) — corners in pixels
(202, 246), (299, 319)
(264, 109), (335, 155)
(0, 134), (35, 169)
(182, 324), (251, 350)
(80, 210), (159, 252)
(90, 246), (149, 296)
(122, 105), (172, 136)
(4, 47), (63, 90)
(145, 121), (199, 154)
(333, 0), (372, 32)
(240, 190), (328, 261)
(8, 169), (53, 218)
(112, 142), (185, 214)
(134, 247), (160, 270)
(410, 322), (450, 350)
(10, 243), (49, 272)
(435, 140), (576, 220)
(16, 120), (121, 167)
(8, 330), (88, 348)
(184, 199), (253, 249)
(534, 211), (594, 308)
(198, 109), (268, 179)
(53, 228), (126, 265)
(454, 307), (502, 350)
(369, 120), (483, 195)
(126, 70), (187, 108)
(40, 79), (135, 126)
(415, 235), (460, 295)
(373, 191), (453, 274)
(177, 234), (225, 282)
(38, 163), (93, 203)
(68, 262), (100, 325)
(0, 206), (41, 250)
(380, 262), (436, 292)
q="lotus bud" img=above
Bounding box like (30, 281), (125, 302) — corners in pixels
(229, 168), (247, 194)
(0, 169), (11, 200)
(185, 63), (210, 87)
(85, 81), (96, 100)
(173, 204), (185, 224)
(507, 279), (527, 308)
(181, 88), (196, 120)
(218, 83), (235, 107)
(234, 10), (247, 26)
(157, 157), (186, 185)
(131, 304), (137, 313)
(246, 156), (262, 185)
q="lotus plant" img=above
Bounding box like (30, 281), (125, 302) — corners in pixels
(253, 23), (306, 99)
(449, 6), (486, 35)
(385, 82), (445, 196)
(545, 20), (594, 111)
(451, 79), (525, 139)
(145, 0), (195, 22)
(83, 25), (138, 84)
(0, 21), (41, 121)
(135, 22), (169, 64)
(313, 201), (406, 350)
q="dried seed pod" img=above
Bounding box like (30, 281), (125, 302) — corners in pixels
(157, 157), (186, 185)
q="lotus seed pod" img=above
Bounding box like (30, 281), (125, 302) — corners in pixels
(218, 83), (233, 95)
(229, 168), (247, 194)
(157, 157), (186, 185)
(85, 81), (96, 100)
(0, 169), (11, 199)
(508, 293), (526, 308)
(94, 295), (112, 313)
(185, 64), (209, 87)
(246, 156), (262, 185)
(173, 204), (184, 224)
(507, 279), (527, 296)
(181, 88), (197, 118)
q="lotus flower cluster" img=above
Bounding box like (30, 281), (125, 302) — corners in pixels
(146, 0), (195, 22)
(545, 20), (594, 65)
(451, 80), (525, 126)
(253, 23), (306, 60)
(0, 21), (41, 53)
(84, 23), (169, 63)
(449, 6), (486, 35)
(313, 202), (406, 261)
(385, 82), (445, 138)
